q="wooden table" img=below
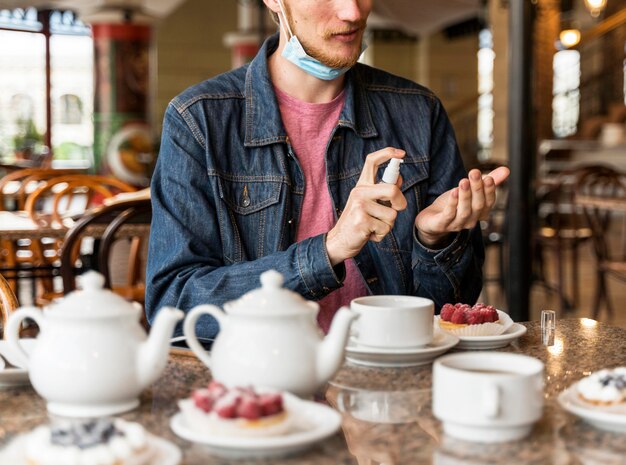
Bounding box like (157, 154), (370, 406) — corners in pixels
(1, 319), (625, 464)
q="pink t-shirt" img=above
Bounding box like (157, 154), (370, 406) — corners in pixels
(275, 86), (369, 333)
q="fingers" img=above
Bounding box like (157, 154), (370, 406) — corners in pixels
(485, 166), (510, 186)
(358, 147), (405, 185)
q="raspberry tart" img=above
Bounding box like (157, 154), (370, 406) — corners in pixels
(25, 418), (152, 465)
(178, 381), (292, 437)
(577, 367), (626, 406)
(437, 303), (513, 336)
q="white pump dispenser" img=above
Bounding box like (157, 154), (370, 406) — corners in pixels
(378, 158), (403, 207)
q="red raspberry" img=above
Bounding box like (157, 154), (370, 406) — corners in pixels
(465, 309), (484, 325)
(259, 393), (284, 416)
(237, 396), (262, 420)
(214, 394), (240, 418)
(450, 307), (467, 324)
(192, 389), (213, 413)
(207, 380), (227, 400)
(440, 304), (456, 321)
(483, 306), (499, 322)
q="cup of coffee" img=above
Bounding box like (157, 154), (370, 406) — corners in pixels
(432, 352), (544, 443)
(350, 295), (434, 348)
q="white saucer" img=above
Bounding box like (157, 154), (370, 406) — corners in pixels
(454, 323), (527, 350)
(558, 382), (626, 433)
(345, 331), (459, 367)
(0, 368), (29, 389)
(0, 432), (182, 465)
(170, 393), (341, 459)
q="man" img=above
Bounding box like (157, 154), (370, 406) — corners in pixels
(146, 0), (509, 340)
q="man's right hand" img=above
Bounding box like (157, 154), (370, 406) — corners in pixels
(326, 147), (407, 266)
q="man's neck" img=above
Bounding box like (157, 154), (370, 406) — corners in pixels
(268, 38), (346, 104)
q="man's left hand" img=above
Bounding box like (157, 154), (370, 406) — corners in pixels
(415, 167), (510, 247)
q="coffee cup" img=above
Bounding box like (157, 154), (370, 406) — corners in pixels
(432, 352), (544, 443)
(350, 295), (434, 348)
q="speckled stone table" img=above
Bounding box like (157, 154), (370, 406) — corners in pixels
(1, 318), (625, 464)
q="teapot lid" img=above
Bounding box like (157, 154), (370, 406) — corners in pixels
(227, 270), (318, 316)
(51, 271), (139, 318)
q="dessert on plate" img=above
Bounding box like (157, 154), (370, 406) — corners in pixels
(178, 381), (293, 437)
(25, 418), (152, 465)
(437, 303), (514, 336)
(577, 367), (626, 406)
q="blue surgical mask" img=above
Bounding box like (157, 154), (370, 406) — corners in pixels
(276, 0), (366, 81)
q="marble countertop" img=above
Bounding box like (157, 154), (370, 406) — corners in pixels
(1, 318), (625, 464)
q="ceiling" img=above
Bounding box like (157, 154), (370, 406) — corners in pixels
(0, 0), (482, 34)
(371, 0), (482, 36)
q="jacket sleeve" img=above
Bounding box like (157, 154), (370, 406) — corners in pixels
(146, 104), (343, 340)
(411, 98), (485, 310)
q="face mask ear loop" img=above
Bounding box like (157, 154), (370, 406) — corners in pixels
(276, 0), (294, 39)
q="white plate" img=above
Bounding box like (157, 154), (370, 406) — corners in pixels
(345, 331), (459, 367)
(0, 432), (182, 465)
(170, 393), (341, 459)
(558, 382), (626, 433)
(454, 323), (527, 350)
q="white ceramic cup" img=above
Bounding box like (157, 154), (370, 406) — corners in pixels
(432, 352), (544, 443)
(350, 295), (434, 348)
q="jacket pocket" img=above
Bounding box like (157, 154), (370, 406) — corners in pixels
(215, 174), (286, 263)
(217, 176), (282, 215)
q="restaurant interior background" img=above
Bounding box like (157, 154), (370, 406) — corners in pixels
(0, 0), (625, 328)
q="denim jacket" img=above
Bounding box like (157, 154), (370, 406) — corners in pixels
(146, 34), (484, 340)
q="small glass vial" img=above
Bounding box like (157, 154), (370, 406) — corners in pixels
(541, 310), (556, 346)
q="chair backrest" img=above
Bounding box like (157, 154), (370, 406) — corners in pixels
(0, 273), (19, 338)
(0, 168), (86, 210)
(575, 165), (626, 264)
(60, 199), (152, 294)
(24, 174), (137, 226)
(535, 166), (599, 235)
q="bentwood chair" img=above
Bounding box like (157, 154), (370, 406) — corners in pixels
(59, 199), (151, 315)
(0, 273), (19, 339)
(534, 168), (593, 312)
(0, 168), (88, 296)
(575, 165), (626, 320)
(22, 175), (137, 303)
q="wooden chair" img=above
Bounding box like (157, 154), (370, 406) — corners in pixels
(575, 165), (626, 320)
(22, 175), (137, 304)
(534, 168), (594, 312)
(0, 273), (19, 339)
(59, 199), (151, 314)
(0, 168), (89, 295)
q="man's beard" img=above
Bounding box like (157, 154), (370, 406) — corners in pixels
(300, 31), (364, 68)
(282, 2), (365, 69)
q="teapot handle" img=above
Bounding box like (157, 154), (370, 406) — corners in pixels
(5, 306), (45, 369)
(183, 305), (226, 369)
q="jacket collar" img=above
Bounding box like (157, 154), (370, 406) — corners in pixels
(244, 33), (378, 147)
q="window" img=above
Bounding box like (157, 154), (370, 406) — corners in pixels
(552, 50), (581, 138)
(58, 94), (83, 124)
(0, 8), (92, 166)
(477, 28), (495, 161)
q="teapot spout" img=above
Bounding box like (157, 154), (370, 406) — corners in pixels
(317, 306), (357, 385)
(137, 306), (184, 388)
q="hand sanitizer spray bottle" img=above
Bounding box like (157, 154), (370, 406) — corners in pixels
(378, 158), (403, 207)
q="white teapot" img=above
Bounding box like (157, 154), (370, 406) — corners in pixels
(5, 271), (183, 418)
(183, 270), (357, 396)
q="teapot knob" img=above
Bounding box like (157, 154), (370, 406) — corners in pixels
(78, 271), (105, 291)
(260, 270), (284, 289)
